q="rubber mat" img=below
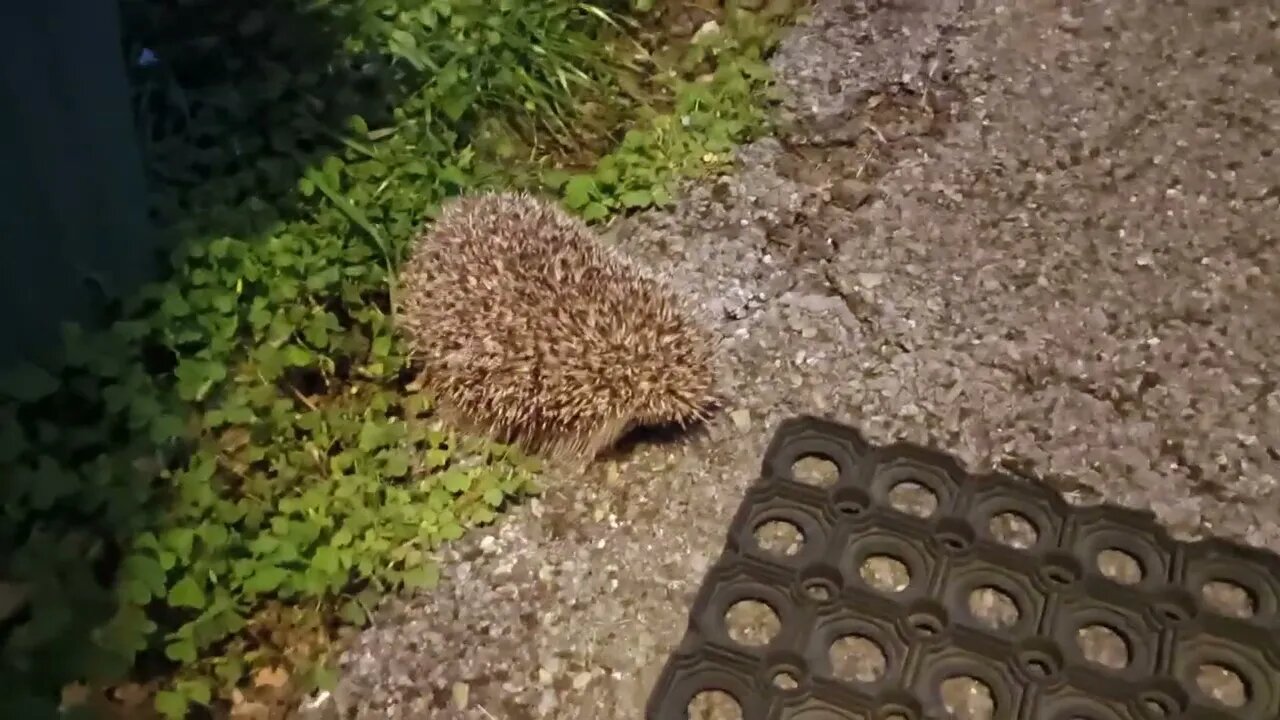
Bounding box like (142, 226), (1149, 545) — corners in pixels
(646, 416), (1280, 720)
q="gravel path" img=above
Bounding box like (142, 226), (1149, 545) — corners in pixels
(317, 1), (1280, 718)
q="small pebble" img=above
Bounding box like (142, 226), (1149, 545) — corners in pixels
(451, 682), (468, 709)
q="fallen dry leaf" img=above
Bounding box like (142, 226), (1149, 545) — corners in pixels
(60, 683), (91, 709)
(111, 683), (151, 707)
(253, 665), (290, 689)
(230, 699), (272, 720)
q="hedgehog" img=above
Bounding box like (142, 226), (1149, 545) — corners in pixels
(394, 190), (720, 464)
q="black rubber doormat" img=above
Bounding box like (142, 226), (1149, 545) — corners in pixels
(646, 416), (1280, 720)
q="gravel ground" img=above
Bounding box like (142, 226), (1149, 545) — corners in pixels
(310, 1), (1280, 718)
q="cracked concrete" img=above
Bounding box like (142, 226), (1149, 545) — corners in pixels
(315, 1), (1280, 718)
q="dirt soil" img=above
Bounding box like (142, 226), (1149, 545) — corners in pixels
(307, 1), (1280, 718)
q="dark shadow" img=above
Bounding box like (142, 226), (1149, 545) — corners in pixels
(597, 413), (720, 463)
(0, 0), (411, 368)
(0, 1), (417, 716)
(120, 0), (404, 243)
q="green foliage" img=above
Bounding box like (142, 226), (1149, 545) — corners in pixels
(2, 0), (793, 718)
(542, 9), (784, 220)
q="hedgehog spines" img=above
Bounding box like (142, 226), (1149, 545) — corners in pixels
(395, 190), (719, 463)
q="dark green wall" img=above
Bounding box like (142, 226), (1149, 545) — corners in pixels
(0, 1), (157, 369)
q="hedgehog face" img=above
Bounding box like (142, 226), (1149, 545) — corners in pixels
(626, 346), (718, 428)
